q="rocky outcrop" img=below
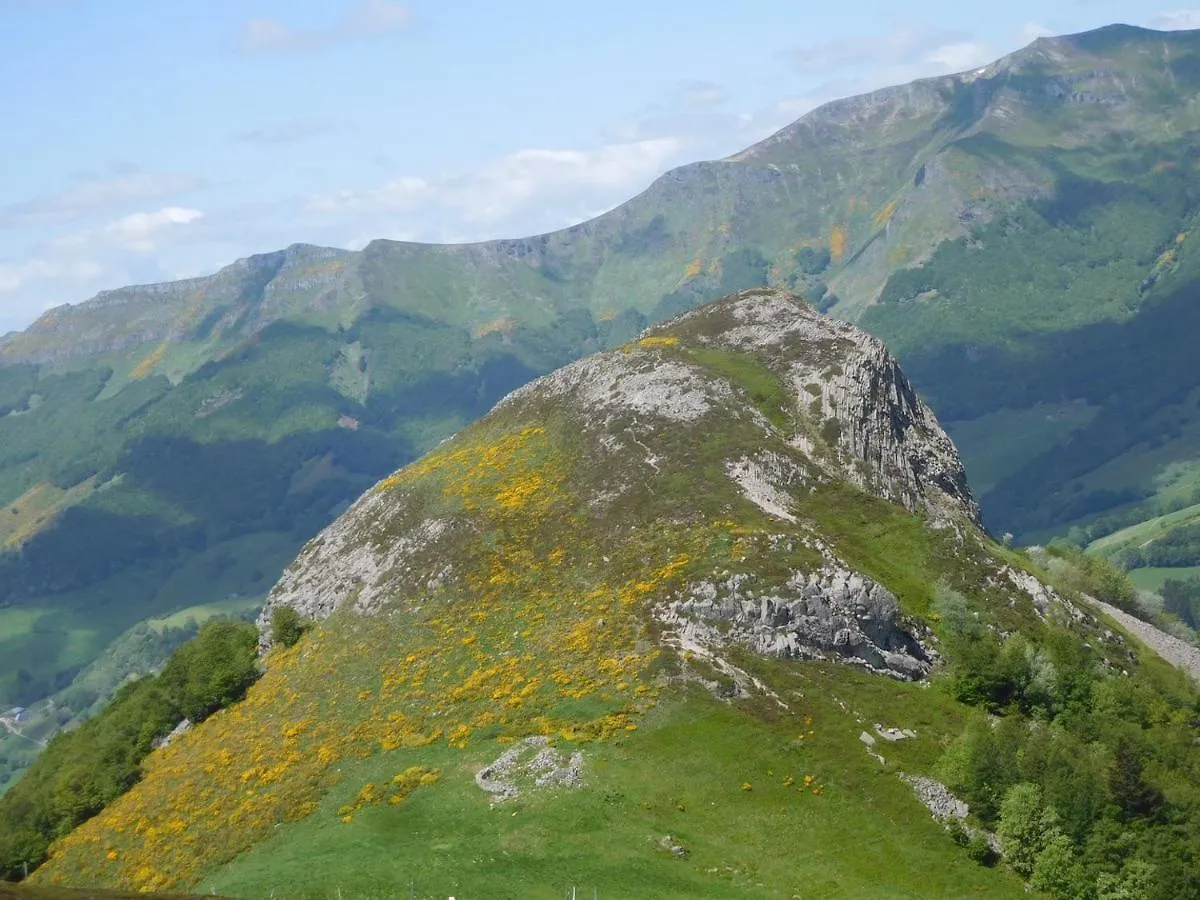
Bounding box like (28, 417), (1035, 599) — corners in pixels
(498, 351), (730, 424)
(659, 562), (934, 681)
(257, 496), (453, 643)
(674, 290), (981, 527)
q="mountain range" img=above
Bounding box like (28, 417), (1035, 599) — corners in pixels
(2, 22), (1200, 796)
(16, 290), (1200, 899)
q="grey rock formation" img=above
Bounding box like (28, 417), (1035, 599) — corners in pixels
(673, 289), (980, 527)
(497, 347), (731, 425)
(659, 561), (933, 681)
(151, 718), (192, 751)
(900, 774), (969, 822)
(474, 737), (584, 803)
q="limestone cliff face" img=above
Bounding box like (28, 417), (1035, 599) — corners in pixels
(260, 290), (992, 680)
(665, 289), (980, 527)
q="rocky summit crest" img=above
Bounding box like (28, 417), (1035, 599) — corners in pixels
(263, 289), (982, 681)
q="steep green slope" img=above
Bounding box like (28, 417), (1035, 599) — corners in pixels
(5, 22), (1200, 781)
(20, 292), (1200, 900)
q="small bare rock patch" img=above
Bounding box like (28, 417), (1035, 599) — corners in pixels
(475, 736), (584, 804)
(900, 774), (968, 822)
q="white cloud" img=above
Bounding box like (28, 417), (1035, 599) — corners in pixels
(0, 204), (206, 331)
(239, 1), (411, 54)
(0, 172), (204, 229)
(340, 0), (412, 36)
(308, 176), (431, 214)
(1151, 10), (1200, 29)
(0, 257), (103, 298)
(104, 207), (204, 252)
(306, 138), (683, 228)
(784, 24), (1000, 87)
(925, 41), (992, 71)
(788, 24), (965, 74)
(1021, 22), (1055, 41)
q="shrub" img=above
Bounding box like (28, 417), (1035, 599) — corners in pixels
(271, 606), (310, 649)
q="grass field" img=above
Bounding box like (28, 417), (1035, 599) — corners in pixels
(198, 671), (1025, 900)
(1128, 566), (1200, 593)
(1089, 502), (1200, 556)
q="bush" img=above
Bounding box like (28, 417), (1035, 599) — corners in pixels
(1161, 575), (1200, 628)
(158, 620), (260, 722)
(966, 831), (997, 867)
(1044, 542), (1139, 613)
(271, 606), (310, 648)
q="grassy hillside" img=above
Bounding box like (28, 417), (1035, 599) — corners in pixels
(5, 22), (1200, 793)
(15, 294), (1200, 899)
(0, 888), (200, 900)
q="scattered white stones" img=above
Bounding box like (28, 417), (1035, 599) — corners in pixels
(900, 774), (968, 822)
(657, 834), (689, 858)
(1001, 566), (1060, 615)
(873, 724), (916, 742)
(475, 736), (584, 804)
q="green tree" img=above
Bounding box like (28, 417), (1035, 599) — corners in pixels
(158, 620), (259, 723)
(998, 782), (1059, 878)
(1106, 736), (1163, 823)
(1096, 858), (1156, 900)
(1031, 832), (1086, 899)
(1161, 576), (1200, 629)
(271, 606), (310, 648)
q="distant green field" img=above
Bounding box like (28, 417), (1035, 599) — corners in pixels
(1089, 501), (1200, 556)
(947, 402), (1098, 497)
(146, 597), (260, 632)
(0, 531), (296, 705)
(1128, 566), (1200, 593)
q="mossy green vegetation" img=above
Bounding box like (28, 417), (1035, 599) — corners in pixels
(0, 621), (260, 880)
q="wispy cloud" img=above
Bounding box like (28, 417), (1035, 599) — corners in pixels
(0, 258), (103, 296)
(233, 119), (333, 146)
(787, 24), (962, 74)
(239, 1), (411, 54)
(1150, 10), (1200, 29)
(785, 23), (993, 80)
(307, 138), (683, 228)
(678, 80), (727, 109)
(1021, 22), (1055, 41)
(0, 171), (204, 229)
(0, 205), (205, 327)
(103, 207), (205, 252)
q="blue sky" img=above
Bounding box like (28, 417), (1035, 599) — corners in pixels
(0, 0), (1193, 332)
